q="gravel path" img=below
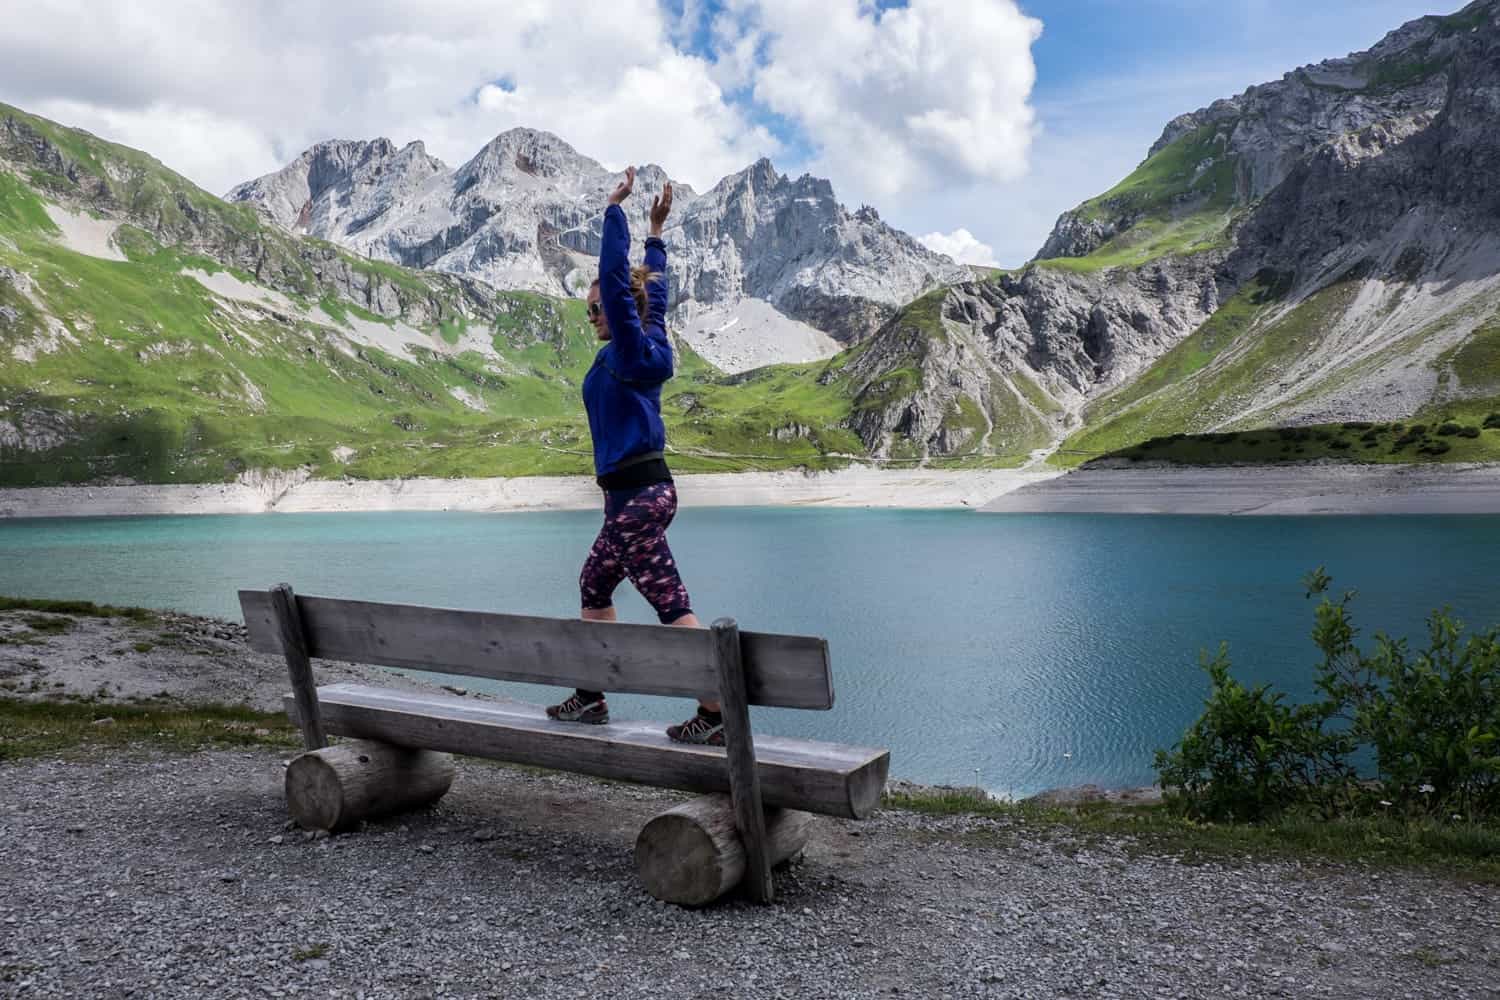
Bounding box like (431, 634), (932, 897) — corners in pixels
(3, 748), (1498, 1000)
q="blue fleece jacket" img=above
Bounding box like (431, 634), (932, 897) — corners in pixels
(583, 203), (674, 477)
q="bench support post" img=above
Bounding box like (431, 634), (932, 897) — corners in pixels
(636, 795), (812, 906)
(271, 583), (326, 750)
(711, 617), (774, 903)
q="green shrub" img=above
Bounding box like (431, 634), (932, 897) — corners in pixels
(1157, 570), (1500, 822)
(1436, 422), (1463, 436)
(1419, 440), (1452, 456)
(1342, 421), (1374, 431)
(1310, 572), (1500, 819)
(1458, 426), (1481, 439)
(1154, 645), (1355, 822)
(1484, 413), (1500, 430)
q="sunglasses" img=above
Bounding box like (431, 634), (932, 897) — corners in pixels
(588, 302), (602, 319)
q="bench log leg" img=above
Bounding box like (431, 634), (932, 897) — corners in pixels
(711, 618), (775, 903)
(270, 583), (326, 751)
(285, 739), (455, 833)
(635, 794), (813, 906)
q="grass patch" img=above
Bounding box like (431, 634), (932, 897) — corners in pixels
(0, 170), (60, 234)
(1037, 123), (1242, 271)
(1092, 408), (1500, 466)
(882, 788), (1500, 881)
(1038, 209), (1237, 273)
(18, 614), (74, 634)
(292, 944), (330, 962)
(0, 596), (157, 622)
(1446, 317), (1500, 395)
(1076, 124), (1237, 224)
(0, 697), (299, 761)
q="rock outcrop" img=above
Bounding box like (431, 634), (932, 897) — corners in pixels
(845, 0), (1500, 461)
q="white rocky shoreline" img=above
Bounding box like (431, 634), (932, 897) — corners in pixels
(0, 467), (1062, 519)
(6, 461), (1500, 519)
(981, 461), (1500, 515)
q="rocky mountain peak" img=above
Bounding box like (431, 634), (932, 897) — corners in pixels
(227, 136), (447, 232)
(228, 127), (967, 363)
(1037, 2), (1496, 263)
(457, 126), (600, 184)
(708, 157), (782, 199)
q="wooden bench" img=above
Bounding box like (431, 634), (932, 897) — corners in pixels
(239, 584), (890, 906)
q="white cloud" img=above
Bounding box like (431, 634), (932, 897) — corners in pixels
(726, 0), (1042, 201)
(0, 0), (778, 196)
(0, 0), (1045, 260)
(918, 228), (1000, 268)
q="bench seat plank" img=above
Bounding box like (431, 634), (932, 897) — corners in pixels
(242, 591), (833, 710)
(286, 684), (888, 820)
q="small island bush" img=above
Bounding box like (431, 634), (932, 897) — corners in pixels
(1156, 569), (1499, 823)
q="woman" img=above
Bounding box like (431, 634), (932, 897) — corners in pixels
(545, 166), (724, 746)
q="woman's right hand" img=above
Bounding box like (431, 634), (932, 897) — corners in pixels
(608, 166), (636, 206)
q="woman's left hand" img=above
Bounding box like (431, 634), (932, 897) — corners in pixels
(649, 181), (673, 236)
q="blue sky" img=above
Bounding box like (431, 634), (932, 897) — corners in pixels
(669, 0), (1451, 265)
(0, 0), (1460, 268)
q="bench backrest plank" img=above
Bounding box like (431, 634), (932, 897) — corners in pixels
(239, 590), (834, 710)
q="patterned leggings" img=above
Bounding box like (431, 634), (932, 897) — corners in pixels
(579, 481), (693, 625)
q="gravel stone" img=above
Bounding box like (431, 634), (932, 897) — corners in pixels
(4, 607), (1499, 997)
(3, 749), (1498, 999)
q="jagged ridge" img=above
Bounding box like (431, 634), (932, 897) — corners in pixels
(227, 131), (968, 367)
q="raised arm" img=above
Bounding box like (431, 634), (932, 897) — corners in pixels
(600, 167), (671, 382)
(643, 180), (673, 323)
(599, 168), (644, 354)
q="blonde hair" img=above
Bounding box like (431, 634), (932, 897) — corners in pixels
(593, 267), (665, 324)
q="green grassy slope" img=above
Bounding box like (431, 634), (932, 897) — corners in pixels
(1038, 123), (1242, 273)
(1056, 272), (1500, 467)
(0, 105), (900, 485)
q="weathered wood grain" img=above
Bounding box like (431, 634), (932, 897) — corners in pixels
(284, 740), (455, 832)
(269, 583), (325, 750)
(286, 684), (889, 819)
(712, 618), (773, 903)
(635, 795), (813, 906)
(240, 590), (832, 709)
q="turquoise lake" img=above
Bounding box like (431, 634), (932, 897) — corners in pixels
(2, 509), (1497, 796)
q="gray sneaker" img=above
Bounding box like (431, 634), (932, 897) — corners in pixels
(667, 711), (724, 746)
(546, 693), (609, 724)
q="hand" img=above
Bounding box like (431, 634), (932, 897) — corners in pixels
(608, 166), (635, 206)
(649, 181), (673, 236)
